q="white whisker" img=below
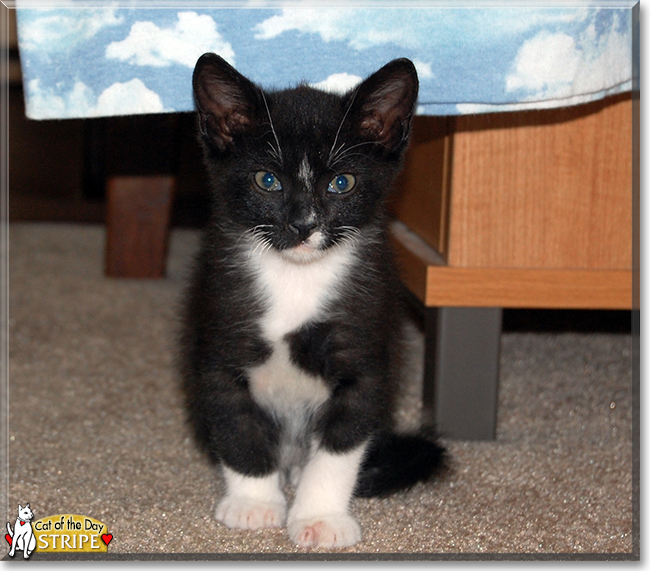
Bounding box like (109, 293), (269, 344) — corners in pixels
(328, 87), (359, 168)
(331, 225), (364, 251)
(266, 140), (282, 162)
(232, 224), (274, 250)
(329, 140), (378, 169)
(260, 89), (283, 164)
(251, 235), (272, 257)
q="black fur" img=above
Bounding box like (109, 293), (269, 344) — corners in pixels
(354, 432), (447, 498)
(180, 53), (446, 496)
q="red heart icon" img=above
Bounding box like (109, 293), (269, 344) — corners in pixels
(5, 533), (12, 546)
(101, 534), (113, 546)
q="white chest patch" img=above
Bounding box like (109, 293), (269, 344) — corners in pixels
(247, 340), (329, 425)
(250, 241), (356, 342)
(244, 239), (356, 421)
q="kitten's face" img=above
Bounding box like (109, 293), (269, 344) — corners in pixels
(193, 56), (418, 263)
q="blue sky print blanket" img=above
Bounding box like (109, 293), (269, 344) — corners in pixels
(16, 2), (636, 119)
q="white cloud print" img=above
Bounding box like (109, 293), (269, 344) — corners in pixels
(254, 8), (413, 50)
(255, 9), (349, 43)
(310, 73), (362, 95)
(457, 14), (632, 115)
(105, 11), (235, 68)
(412, 59), (433, 79)
(310, 62), (431, 95)
(253, 8), (593, 52)
(505, 14), (631, 100)
(25, 78), (166, 120)
(18, 8), (123, 53)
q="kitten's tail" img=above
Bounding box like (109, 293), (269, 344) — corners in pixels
(353, 431), (447, 498)
(7, 522), (13, 537)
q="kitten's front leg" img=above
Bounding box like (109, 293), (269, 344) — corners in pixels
(287, 442), (367, 549)
(216, 466), (287, 530)
(192, 367), (286, 530)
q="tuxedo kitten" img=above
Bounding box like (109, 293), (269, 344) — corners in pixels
(181, 53), (446, 549)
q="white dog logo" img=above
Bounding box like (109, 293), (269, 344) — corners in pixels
(6, 503), (37, 559)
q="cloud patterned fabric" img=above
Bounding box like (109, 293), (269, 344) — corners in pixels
(15, 3), (636, 119)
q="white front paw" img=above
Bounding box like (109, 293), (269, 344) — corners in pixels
(216, 495), (287, 530)
(287, 514), (361, 548)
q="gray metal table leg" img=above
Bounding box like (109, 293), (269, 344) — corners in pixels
(423, 307), (502, 440)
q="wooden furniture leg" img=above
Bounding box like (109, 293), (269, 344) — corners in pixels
(99, 114), (180, 278)
(105, 175), (175, 278)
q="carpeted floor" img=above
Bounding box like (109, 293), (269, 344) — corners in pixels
(6, 223), (636, 559)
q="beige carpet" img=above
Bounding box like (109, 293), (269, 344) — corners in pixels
(5, 223), (636, 560)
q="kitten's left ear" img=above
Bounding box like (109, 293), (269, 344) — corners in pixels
(350, 58), (419, 152)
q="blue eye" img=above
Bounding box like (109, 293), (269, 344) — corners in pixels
(254, 171), (283, 192)
(328, 174), (356, 194)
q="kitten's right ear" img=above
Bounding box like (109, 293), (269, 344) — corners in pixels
(193, 53), (260, 152)
(348, 58), (419, 154)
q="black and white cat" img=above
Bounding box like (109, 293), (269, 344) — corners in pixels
(181, 53), (446, 549)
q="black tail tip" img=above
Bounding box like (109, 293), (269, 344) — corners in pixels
(354, 431), (448, 498)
